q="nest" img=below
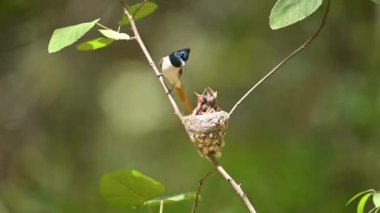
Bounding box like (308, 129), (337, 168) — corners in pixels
(183, 87), (229, 158)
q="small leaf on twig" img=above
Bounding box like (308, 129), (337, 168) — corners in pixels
(76, 37), (114, 51)
(48, 19), (100, 53)
(269, 0), (323, 30)
(98, 29), (131, 40)
(145, 192), (197, 206)
(119, 2), (158, 26)
(100, 170), (165, 207)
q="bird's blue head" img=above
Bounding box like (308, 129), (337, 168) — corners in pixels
(169, 48), (190, 67)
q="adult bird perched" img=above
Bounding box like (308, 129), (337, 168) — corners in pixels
(159, 48), (193, 114)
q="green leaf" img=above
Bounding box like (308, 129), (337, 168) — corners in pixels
(372, 0), (380, 4)
(119, 2), (158, 26)
(100, 170), (165, 208)
(48, 19), (100, 53)
(347, 189), (375, 206)
(76, 37), (114, 51)
(357, 193), (372, 213)
(269, 0), (323, 30)
(98, 29), (131, 40)
(373, 192), (380, 208)
(145, 192), (197, 206)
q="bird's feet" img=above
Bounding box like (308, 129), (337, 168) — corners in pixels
(166, 84), (175, 95)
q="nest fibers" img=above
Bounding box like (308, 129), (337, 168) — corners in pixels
(182, 88), (229, 158)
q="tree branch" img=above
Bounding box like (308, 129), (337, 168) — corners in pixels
(123, 8), (184, 119)
(208, 154), (257, 213)
(125, 1), (331, 212)
(228, 0), (331, 117)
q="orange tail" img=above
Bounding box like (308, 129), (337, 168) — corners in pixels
(175, 87), (193, 114)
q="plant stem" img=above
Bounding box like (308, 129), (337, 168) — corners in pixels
(123, 8), (184, 119)
(96, 23), (112, 30)
(228, 0), (331, 117)
(208, 154), (257, 213)
(192, 169), (216, 213)
(159, 200), (164, 213)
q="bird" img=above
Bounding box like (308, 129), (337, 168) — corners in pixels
(159, 48), (193, 114)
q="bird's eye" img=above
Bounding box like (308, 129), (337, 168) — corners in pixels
(180, 50), (190, 61)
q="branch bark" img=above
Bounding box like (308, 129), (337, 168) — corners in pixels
(208, 154), (257, 213)
(124, 8), (184, 119)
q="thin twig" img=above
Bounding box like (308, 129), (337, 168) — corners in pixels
(191, 168), (217, 213)
(228, 0), (331, 117)
(124, 8), (184, 119)
(96, 23), (112, 30)
(208, 154), (257, 213)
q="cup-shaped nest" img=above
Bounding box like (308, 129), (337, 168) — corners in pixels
(183, 110), (229, 158)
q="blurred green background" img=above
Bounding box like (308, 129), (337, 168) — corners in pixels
(1, 0), (380, 212)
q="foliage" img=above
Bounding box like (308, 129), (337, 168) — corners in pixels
(48, 19), (100, 53)
(100, 170), (165, 207)
(48, 0), (327, 54)
(118, 2), (158, 26)
(76, 37), (114, 51)
(47, 2), (157, 53)
(100, 169), (195, 209)
(98, 29), (131, 40)
(269, 0), (323, 29)
(347, 189), (380, 213)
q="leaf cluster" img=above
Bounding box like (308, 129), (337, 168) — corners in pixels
(48, 2), (157, 53)
(48, 0), (332, 54)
